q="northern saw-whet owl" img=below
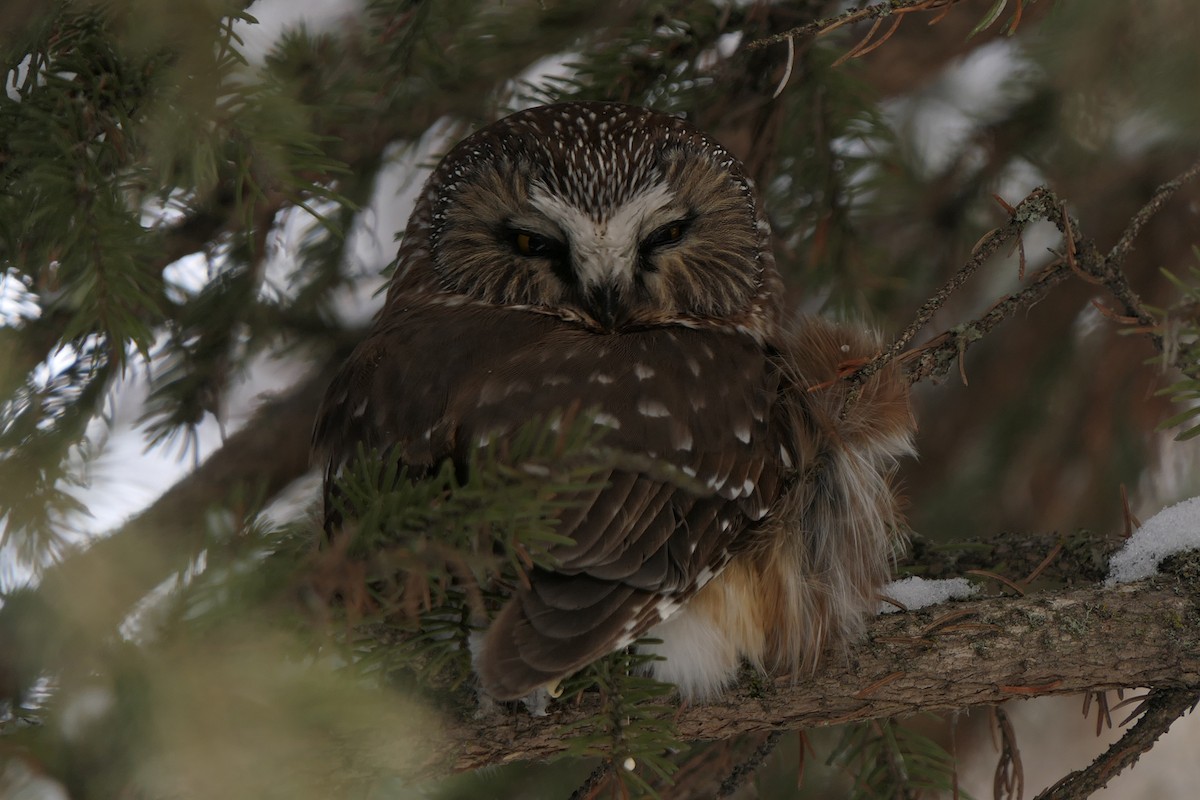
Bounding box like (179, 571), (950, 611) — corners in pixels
(313, 102), (914, 702)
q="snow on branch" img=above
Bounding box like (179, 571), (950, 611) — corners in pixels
(1107, 496), (1200, 585)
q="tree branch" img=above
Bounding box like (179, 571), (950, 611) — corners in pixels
(746, 0), (974, 51)
(0, 356), (342, 702)
(392, 562), (1200, 776)
(1034, 688), (1199, 800)
(849, 153), (1200, 394)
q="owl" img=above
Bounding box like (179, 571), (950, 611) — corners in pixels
(312, 102), (914, 702)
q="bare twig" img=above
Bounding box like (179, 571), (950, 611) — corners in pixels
(850, 186), (1062, 390)
(1034, 690), (1200, 800)
(746, 0), (965, 51)
(717, 730), (783, 798)
(569, 763), (613, 800)
(851, 155), (1200, 394)
(992, 706), (1025, 800)
(1105, 158), (1200, 274)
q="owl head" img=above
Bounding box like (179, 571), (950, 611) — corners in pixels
(387, 102), (781, 341)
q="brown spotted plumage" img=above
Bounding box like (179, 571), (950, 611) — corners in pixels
(313, 102), (914, 701)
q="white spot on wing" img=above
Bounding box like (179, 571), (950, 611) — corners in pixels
(634, 363), (655, 380)
(637, 399), (671, 418)
(593, 412), (621, 429)
(734, 424), (751, 444)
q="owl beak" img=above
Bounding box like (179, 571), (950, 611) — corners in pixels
(586, 283), (627, 331)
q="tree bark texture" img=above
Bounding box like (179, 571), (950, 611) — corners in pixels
(420, 568), (1200, 775)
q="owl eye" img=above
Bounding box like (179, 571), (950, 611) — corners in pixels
(510, 229), (564, 259)
(641, 219), (690, 252)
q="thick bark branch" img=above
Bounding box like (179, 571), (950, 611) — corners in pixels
(415, 568), (1200, 776)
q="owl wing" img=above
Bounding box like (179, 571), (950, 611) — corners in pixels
(313, 302), (789, 700)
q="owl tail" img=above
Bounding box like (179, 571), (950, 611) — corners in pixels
(474, 572), (656, 701)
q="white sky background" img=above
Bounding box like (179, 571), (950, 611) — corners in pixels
(3, 2), (1200, 796)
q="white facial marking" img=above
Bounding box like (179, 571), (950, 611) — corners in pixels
(529, 180), (676, 290)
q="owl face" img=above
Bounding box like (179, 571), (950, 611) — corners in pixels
(415, 103), (775, 335)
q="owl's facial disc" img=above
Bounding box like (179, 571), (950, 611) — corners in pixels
(417, 103), (777, 338)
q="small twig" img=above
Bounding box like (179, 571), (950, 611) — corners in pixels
(1120, 484), (1141, 539)
(851, 187), (1059, 390)
(1034, 690), (1200, 800)
(920, 608), (981, 636)
(772, 36), (795, 98)
(899, 257), (1072, 386)
(1092, 157), (1200, 355)
(832, 16), (884, 68)
(965, 569), (1026, 596)
(993, 706), (1025, 800)
(1020, 542), (1063, 586)
(853, 156), (1200, 400)
(746, 0), (964, 51)
(717, 730), (783, 797)
(1105, 157), (1200, 273)
(856, 671), (906, 698)
(569, 763), (612, 800)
